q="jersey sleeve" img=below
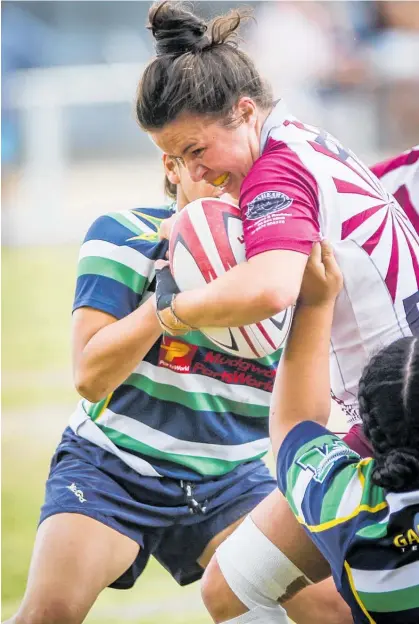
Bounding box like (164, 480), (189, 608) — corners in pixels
(73, 212), (158, 320)
(240, 141), (321, 259)
(277, 421), (364, 571)
(370, 146), (419, 180)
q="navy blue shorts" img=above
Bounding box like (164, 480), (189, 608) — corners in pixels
(40, 427), (276, 589)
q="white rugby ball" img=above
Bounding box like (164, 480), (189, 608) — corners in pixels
(169, 198), (293, 360)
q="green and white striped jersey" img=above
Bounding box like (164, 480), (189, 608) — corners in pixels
(70, 206), (282, 480)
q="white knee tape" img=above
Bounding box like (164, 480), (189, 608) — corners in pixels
(216, 515), (310, 611)
(223, 605), (289, 623)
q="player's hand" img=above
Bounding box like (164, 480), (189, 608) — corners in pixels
(154, 262), (192, 336)
(299, 241), (343, 306)
(159, 213), (178, 242)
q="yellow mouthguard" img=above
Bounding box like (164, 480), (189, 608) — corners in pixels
(213, 173), (229, 187)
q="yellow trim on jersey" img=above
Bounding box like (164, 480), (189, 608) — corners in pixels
(296, 456), (386, 532)
(297, 501), (388, 533)
(95, 393), (113, 422)
(357, 457), (373, 487)
(344, 561), (376, 624)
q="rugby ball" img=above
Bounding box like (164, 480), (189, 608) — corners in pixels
(169, 198), (293, 360)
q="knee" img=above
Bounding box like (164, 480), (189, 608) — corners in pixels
(322, 592), (353, 624)
(285, 580), (353, 624)
(11, 598), (83, 624)
(201, 555), (247, 623)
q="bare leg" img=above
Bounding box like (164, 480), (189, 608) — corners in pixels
(285, 577), (353, 624)
(197, 517), (245, 569)
(4, 513), (139, 624)
(201, 490), (352, 624)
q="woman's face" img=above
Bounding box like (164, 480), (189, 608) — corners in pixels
(163, 155), (237, 210)
(152, 98), (261, 199)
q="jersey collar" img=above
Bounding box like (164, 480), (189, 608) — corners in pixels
(260, 99), (289, 155)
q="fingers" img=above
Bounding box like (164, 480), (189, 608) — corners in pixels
(321, 240), (341, 279)
(308, 242), (322, 265)
(320, 240), (333, 261)
(155, 259), (170, 271)
(159, 214), (178, 241)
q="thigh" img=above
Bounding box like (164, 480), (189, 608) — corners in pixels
(197, 460), (276, 569)
(250, 489), (331, 582)
(284, 577), (353, 624)
(16, 513), (139, 623)
(155, 460), (276, 586)
(197, 516), (244, 568)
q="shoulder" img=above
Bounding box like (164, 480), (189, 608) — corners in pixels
(277, 421), (361, 499)
(241, 130), (321, 208)
(371, 146), (419, 181)
(84, 206), (173, 247)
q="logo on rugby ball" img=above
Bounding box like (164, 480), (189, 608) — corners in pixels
(246, 191), (293, 220)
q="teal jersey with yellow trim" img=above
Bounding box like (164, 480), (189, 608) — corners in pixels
(277, 421), (419, 623)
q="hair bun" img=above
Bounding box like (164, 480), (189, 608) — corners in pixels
(148, 1), (208, 57)
(373, 448), (419, 492)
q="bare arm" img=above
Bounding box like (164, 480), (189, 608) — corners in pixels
(172, 249), (308, 329)
(270, 243), (343, 458)
(73, 295), (162, 403)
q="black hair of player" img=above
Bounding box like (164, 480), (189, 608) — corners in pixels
(359, 336), (419, 492)
(136, 1), (273, 130)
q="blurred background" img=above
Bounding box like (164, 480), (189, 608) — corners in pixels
(2, 1), (419, 622)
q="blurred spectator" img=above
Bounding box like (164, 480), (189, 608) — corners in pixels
(2, 0), (418, 246)
(248, 1), (419, 154)
(365, 1), (419, 150)
(248, 2), (336, 123)
(2, 3), (53, 167)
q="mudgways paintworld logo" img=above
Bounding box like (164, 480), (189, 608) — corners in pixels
(246, 191), (293, 220)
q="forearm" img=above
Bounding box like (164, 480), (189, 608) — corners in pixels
(175, 265), (280, 328)
(174, 250), (305, 328)
(75, 297), (162, 402)
(270, 302), (333, 456)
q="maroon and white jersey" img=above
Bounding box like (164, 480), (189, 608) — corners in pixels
(371, 146), (419, 232)
(240, 101), (419, 425)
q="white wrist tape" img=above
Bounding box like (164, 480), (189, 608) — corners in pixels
(216, 515), (311, 611)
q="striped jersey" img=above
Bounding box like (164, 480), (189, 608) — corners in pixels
(70, 205), (280, 480)
(371, 145), (419, 231)
(239, 101), (419, 425)
(277, 421), (419, 623)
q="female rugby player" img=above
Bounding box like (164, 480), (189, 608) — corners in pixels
(135, 3), (419, 622)
(272, 241), (419, 623)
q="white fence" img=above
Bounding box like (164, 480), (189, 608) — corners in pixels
(4, 63), (164, 246)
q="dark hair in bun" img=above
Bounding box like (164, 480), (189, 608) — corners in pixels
(136, 1), (272, 130)
(148, 1), (209, 56)
(359, 336), (419, 492)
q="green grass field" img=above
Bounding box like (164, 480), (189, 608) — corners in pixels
(1, 246), (212, 623)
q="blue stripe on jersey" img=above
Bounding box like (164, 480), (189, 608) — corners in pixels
(60, 424), (267, 483)
(73, 274), (141, 319)
(83, 214), (135, 246)
(136, 206), (175, 219)
(338, 572), (370, 624)
(108, 385), (269, 445)
(83, 211), (171, 259)
(368, 607), (419, 624)
(131, 447), (265, 482)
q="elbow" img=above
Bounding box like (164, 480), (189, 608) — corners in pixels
(261, 285), (298, 317)
(74, 370), (108, 404)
